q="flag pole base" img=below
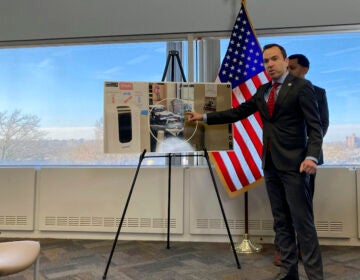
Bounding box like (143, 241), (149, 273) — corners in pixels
(235, 233), (262, 254)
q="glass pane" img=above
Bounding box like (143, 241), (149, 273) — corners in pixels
(0, 42), (171, 165)
(221, 32), (360, 165)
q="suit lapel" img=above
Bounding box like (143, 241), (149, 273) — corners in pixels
(261, 82), (273, 118)
(273, 75), (295, 116)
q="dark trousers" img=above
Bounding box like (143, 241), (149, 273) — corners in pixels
(274, 172), (317, 249)
(264, 153), (323, 280)
(309, 173), (316, 198)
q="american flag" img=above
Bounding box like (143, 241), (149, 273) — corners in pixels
(209, 0), (270, 197)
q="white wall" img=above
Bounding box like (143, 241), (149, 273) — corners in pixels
(0, 0), (359, 44)
(0, 166), (359, 246)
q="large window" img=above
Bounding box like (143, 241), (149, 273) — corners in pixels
(0, 42), (170, 165)
(221, 32), (360, 165)
(0, 31), (359, 166)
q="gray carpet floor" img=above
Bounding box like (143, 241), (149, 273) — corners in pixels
(1, 239), (360, 279)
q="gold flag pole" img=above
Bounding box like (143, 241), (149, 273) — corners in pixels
(235, 191), (262, 253)
(234, 0), (262, 254)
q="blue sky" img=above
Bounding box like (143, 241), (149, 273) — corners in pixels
(258, 33), (360, 125)
(0, 32), (359, 141)
(0, 43), (166, 127)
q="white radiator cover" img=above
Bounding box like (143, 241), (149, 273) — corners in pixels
(188, 167), (356, 238)
(0, 166), (358, 245)
(37, 167), (184, 234)
(0, 168), (36, 231)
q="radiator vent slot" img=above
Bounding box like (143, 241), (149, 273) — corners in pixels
(43, 216), (176, 230)
(195, 219), (270, 231)
(262, 220), (274, 231)
(153, 218), (176, 229)
(316, 221), (343, 232)
(0, 216), (28, 226)
(195, 219), (344, 234)
(140, 218), (151, 228)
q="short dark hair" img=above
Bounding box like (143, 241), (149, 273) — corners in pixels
(288, 54), (310, 68)
(263, 44), (287, 59)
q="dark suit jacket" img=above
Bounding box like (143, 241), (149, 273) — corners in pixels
(207, 74), (323, 171)
(313, 85), (329, 165)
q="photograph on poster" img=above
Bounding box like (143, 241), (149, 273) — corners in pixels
(103, 81), (233, 154)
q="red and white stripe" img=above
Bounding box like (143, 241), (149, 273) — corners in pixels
(210, 71), (270, 196)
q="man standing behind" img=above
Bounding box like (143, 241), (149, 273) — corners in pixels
(272, 54), (330, 267)
(186, 44), (324, 280)
(288, 54), (329, 181)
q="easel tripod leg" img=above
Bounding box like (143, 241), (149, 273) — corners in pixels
(203, 149), (241, 269)
(175, 53), (187, 82)
(102, 150), (147, 279)
(161, 54), (172, 82)
(167, 153), (172, 249)
(161, 50), (187, 82)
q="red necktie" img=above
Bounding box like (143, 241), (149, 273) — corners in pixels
(267, 82), (280, 117)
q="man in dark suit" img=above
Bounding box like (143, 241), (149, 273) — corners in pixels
(186, 44), (324, 280)
(273, 54), (330, 266)
(288, 53), (329, 185)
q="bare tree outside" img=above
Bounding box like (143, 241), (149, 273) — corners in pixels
(70, 118), (140, 165)
(69, 118), (103, 162)
(0, 110), (46, 160)
(0, 112), (141, 165)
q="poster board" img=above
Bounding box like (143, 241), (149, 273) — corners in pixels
(104, 81), (233, 153)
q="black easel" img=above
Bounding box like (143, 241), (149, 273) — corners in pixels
(103, 51), (240, 279)
(161, 49), (186, 250)
(161, 50), (187, 82)
(102, 149), (240, 279)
